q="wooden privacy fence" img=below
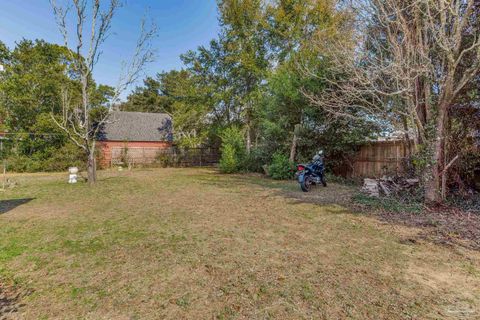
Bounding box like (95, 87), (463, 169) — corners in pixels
(109, 140), (411, 177)
(110, 147), (220, 167)
(350, 140), (411, 178)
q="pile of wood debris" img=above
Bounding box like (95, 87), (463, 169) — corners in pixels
(362, 176), (419, 197)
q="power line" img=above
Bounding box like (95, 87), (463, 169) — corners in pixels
(0, 132), (65, 137)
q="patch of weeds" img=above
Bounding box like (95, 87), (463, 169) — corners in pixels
(447, 193), (480, 214)
(129, 314), (142, 320)
(62, 237), (106, 255)
(0, 240), (26, 263)
(169, 233), (188, 243)
(218, 284), (234, 296)
(26, 255), (48, 271)
(175, 294), (190, 308)
(462, 262), (480, 278)
(70, 287), (86, 300)
(96, 288), (108, 298)
(353, 193), (423, 214)
(216, 306), (237, 320)
(300, 282), (315, 301)
(0, 237), (33, 287)
(0, 267), (27, 293)
(258, 284), (268, 295)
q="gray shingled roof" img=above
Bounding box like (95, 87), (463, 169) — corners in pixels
(98, 111), (173, 142)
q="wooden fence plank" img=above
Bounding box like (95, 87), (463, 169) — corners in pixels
(350, 140), (411, 178)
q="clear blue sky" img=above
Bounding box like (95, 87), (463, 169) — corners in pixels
(0, 0), (220, 97)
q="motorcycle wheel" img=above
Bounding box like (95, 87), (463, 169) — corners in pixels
(300, 176), (313, 192)
(321, 177), (327, 187)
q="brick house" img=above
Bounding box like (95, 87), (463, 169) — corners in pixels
(98, 111), (173, 167)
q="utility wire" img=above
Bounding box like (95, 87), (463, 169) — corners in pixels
(0, 132), (65, 137)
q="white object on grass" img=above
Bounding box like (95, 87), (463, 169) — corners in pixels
(68, 167), (78, 184)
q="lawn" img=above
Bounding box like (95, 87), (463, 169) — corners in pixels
(0, 168), (479, 319)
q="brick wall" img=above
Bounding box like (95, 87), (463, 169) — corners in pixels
(98, 141), (172, 167)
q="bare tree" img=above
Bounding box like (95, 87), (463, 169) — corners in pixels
(50, 0), (156, 184)
(302, 0), (480, 203)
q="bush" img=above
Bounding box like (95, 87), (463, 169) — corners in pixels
(6, 142), (85, 173)
(220, 127), (245, 153)
(241, 147), (268, 173)
(6, 155), (39, 172)
(219, 126), (245, 174)
(155, 151), (180, 168)
(43, 143), (85, 171)
(156, 153), (174, 168)
(268, 152), (294, 180)
(219, 144), (239, 173)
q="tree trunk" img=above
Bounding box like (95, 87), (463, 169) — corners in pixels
(245, 99), (253, 154)
(425, 105), (447, 203)
(441, 116), (452, 200)
(402, 116), (413, 155)
(289, 124), (300, 163)
(87, 151), (97, 185)
(245, 120), (251, 155)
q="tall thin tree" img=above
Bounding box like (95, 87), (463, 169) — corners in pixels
(50, 0), (156, 184)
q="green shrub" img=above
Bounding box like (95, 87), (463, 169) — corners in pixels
(42, 143), (85, 171)
(268, 152), (294, 180)
(6, 155), (39, 172)
(241, 147), (267, 173)
(156, 152), (177, 168)
(219, 126), (245, 174)
(219, 144), (239, 173)
(220, 127), (245, 154)
(6, 142), (84, 173)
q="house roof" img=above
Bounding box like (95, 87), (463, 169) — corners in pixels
(98, 111), (173, 142)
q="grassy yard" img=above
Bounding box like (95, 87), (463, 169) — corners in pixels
(1, 168), (479, 319)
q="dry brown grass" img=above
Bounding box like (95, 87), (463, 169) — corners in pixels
(0, 168), (479, 319)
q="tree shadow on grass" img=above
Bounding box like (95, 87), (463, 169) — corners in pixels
(197, 171), (480, 250)
(196, 174), (356, 207)
(0, 198), (35, 214)
(0, 283), (29, 319)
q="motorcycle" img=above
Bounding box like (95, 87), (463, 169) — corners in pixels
(296, 150), (327, 192)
